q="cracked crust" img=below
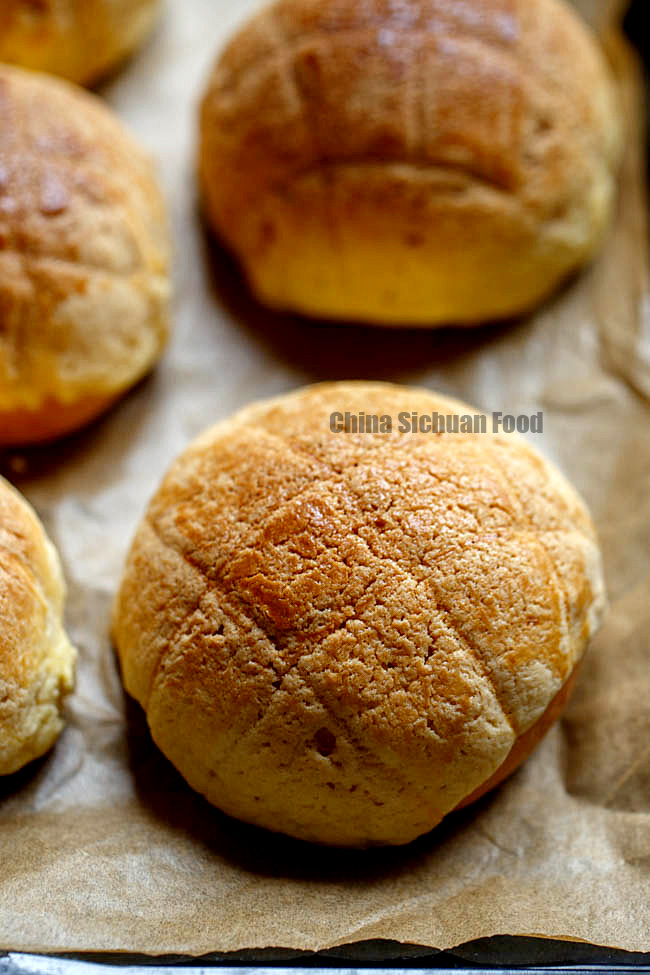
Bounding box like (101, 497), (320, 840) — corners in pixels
(0, 64), (171, 445)
(199, 0), (621, 325)
(113, 383), (606, 846)
(0, 475), (76, 775)
(0, 0), (161, 87)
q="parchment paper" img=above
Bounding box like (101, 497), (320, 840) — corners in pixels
(1, 0), (649, 957)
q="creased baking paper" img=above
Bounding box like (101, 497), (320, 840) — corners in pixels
(0, 0), (648, 956)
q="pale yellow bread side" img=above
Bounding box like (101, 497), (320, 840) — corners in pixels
(200, 0), (621, 325)
(0, 0), (161, 87)
(0, 64), (170, 445)
(0, 476), (76, 776)
(114, 382), (606, 846)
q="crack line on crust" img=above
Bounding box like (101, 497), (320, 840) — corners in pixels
(212, 19), (534, 99)
(143, 518), (421, 803)
(487, 441), (579, 682)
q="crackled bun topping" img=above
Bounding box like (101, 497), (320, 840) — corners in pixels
(114, 383), (606, 846)
(0, 476), (76, 775)
(0, 65), (170, 445)
(200, 0), (620, 325)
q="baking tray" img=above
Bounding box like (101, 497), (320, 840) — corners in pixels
(1, 1), (649, 972)
(2, 937), (650, 973)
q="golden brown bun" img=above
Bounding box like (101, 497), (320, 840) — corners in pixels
(0, 0), (160, 87)
(0, 65), (171, 446)
(113, 382), (606, 847)
(199, 0), (621, 326)
(0, 476), (76, 775)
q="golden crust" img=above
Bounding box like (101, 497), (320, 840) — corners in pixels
(199, 0), (621, 325)
(0, 393), (119, 448)
(0, 64), (171, 445)
(0, 0), (161, 87)
(455, 654), (582, 809)
(0, 475), (76, 776)
(114, 382), (606, 846)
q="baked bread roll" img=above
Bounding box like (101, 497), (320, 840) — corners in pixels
(114, 382), (606, 847)
(0, 476), (76, 776)
(0, 0), (160, 87)
(0, 65), (171, 446)
(199, 0), (621, 326)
